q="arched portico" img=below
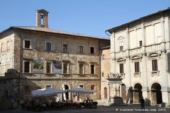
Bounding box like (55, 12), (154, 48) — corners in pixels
(133, 83), (142, 104)
(151, 83), (162, 105)
(61, 83), (71, 101)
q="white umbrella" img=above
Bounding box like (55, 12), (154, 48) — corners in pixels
(31, 88), (45, 97)
(68, 87), (93, 94)
(31, 87), (66, 97)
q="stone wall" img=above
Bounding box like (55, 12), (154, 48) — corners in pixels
(101, 48), (110, 99)
(11, 29), (110, 101)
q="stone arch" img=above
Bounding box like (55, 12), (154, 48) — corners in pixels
(61, 83), (71, 101)
(151, 83), (162, 105)
(149, 81), (162, 90)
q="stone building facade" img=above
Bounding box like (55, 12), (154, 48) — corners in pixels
(0, 9), (110, 108)
(106, 8), (170, 107)
(100, 46), (111, 100)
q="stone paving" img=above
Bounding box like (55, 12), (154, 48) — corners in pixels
(1, 104), (170, 113)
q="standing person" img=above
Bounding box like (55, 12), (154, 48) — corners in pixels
(56, 96), (60, 102)
(140, 97), (145, 109)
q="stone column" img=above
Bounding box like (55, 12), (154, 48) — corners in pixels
(107, 83), (110, 102)
(120, 84), (122, 97)
(162, 91), (170, 107)
(142, 87), (150, 106)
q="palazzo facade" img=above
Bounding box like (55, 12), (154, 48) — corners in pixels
(0, 9), (109, 109)
(106, 8), (170, 107)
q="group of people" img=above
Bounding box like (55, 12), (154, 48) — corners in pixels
(20, 98), (97, 111)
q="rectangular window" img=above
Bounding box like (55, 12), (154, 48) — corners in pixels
(63, 63), (67, 74)
(24, 62), (30, 73)
(46, 62), (51, 73)
(79, 85), (83, 88)
(79, 64), (84, 74)
(91, 85), (95, 90)
(46, 42), (51, 51)
(90, 47), (94, 54)
(120, 46), (123, 51)
(102, 72), (104, 77)
(120, 63), (124, 73)
(139, 41), (142, 47)
(24, 40), (31, 48)
(63, 44), (68, 52)
(91, 65), (94, 74)
(152, 60), (158, 71)
(79, 46), (83, 53)
(46, 85), (52, 88)
(134, 62), (140, 72)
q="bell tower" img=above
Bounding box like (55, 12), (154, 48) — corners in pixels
(36, 9), (49, 28)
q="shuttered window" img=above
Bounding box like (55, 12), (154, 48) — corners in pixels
(120, 64), (124, 73)
(134, 62), (140, 72)
(152, 60), (158, 71)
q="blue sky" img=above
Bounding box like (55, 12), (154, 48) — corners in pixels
(0, 0), (170, 38)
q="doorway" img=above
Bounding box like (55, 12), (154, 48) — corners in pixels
(151, 83), (162, 105)
(133, 83), (142, 103)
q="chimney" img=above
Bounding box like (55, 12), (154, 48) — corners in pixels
(36, 9), (49, 28)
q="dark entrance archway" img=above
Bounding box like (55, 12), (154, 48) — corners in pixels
(151, 83), (162, 105)
(104, 87), (107, 99)
(62, 85), (69, 101)
(121, 84), (126, 103)
(133, 83), (142, 104)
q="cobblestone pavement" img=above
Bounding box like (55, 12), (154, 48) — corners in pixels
(1, 105), (170, 113)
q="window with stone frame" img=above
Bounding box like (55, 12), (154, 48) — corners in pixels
(78, 46), (83, 53)
(63, 62), (69, 74)
(134, 62), (140, 73)
(46, 84), (52, 88)
(79, 63), (84, 74)
(139, 41), (142, 47)
(46, 42), (51, 51)
(152, 59), (158, 71)
(63, 44), (68, 52)
(119, 42), (123, 51)
(46, 62), (51, 73)
(91, 85), (95, 90)
(90, 47), (94, 54)
(91, 65), (95, 74)
(24, 40), (31, 49)
(102, 72), (104, 77)
(79, 85), (83, 88)
(24, 61), (30, 73)
(119, 63), (124, 73)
